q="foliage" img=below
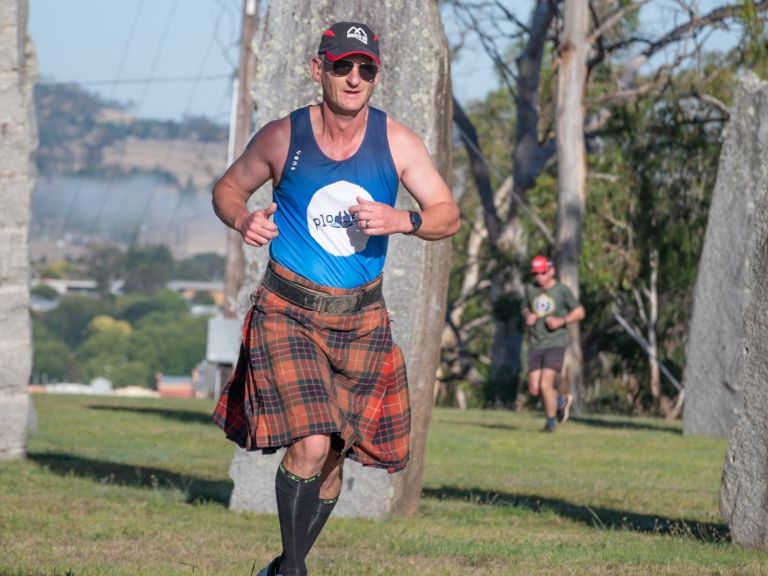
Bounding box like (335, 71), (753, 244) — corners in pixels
(30, 318), (76, 382)
(129, 312), (207, 381)
(30, 283), (60, 301)
(35, 259), (79, 280)
(32, 282), (207, 387)
(441, 0), (759, 413)
(117, 290), (189, 325)
(41, 295), (113, 349)
(88, 315), (132, 336)
(5, 396), (767, 575)
(174, 252), (226, 281)
(122, 245), (175, 294)
(85, 244), (124, 296)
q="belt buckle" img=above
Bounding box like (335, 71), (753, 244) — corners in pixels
(322, 289), (364, 314)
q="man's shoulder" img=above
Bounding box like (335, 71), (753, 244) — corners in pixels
(385, 114), (419, 143)
(553, 281), (578, 301)
(251, 116), (291, 154)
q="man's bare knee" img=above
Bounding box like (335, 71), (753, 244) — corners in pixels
(284, 435), (331, 478)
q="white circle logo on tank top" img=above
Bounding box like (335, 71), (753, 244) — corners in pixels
(307, 180), (372, 256)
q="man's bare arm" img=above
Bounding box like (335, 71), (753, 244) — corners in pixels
(349, 119), (460, 240)
(391, 122), (460, 240)
(212, 118), (289, 246)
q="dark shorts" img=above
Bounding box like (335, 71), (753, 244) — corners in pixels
(212, 261), (410, 473)
(528, 346), (566, 373)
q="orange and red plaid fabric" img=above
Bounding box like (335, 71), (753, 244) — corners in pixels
(212, 261), (410, 473)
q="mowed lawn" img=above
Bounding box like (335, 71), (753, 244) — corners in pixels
(1, 394), (767, 576)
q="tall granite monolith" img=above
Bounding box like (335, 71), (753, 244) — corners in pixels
(683, 73), (768, 437)
(225, 0), (452, 517)
(0, 0), (35, 460)
(720, 191), (768, 547)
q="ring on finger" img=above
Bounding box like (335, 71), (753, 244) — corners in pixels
(365, 219), (370, 229)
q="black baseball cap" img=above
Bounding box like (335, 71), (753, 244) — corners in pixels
(317, 22), (380, 65)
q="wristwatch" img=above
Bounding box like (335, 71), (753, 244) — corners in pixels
(405, 210), (422, 235)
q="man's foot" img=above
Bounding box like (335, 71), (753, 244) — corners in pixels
(256, 556), (282, 576)
(557, 393), (573, 424)
(543, 422), (556, 433)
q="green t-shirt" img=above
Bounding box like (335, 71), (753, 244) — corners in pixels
(524, 282), (580, 349)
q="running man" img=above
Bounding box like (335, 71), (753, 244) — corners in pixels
(523, 255), (585, 432)
(211, 21), (460, 576)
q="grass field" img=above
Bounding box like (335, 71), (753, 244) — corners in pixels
(1, 394), (767, 575)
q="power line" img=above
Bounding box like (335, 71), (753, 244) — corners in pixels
(109, 0), (146, 98)
(132, 2), (231, 249)
(85, 0), (182, 240)
(54, 0), (148, 240)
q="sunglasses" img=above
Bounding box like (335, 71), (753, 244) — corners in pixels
(323, 58), (379, 82)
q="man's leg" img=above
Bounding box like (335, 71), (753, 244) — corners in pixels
(274, 434), (329, 576)
(528, 369), (542, 398)
(539, 368), (558, 431)
(303, 449), (344, 560)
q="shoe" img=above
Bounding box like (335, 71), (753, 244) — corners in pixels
(543, 422), (556, 433)
(557, 393), (573, 424)
(256, 556), (282, 576)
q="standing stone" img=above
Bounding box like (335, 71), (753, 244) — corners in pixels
(683, 73), (768, 437)
(227, 0), (452, 517)
(0, 0), (35, 460)
(720, 191), (768, 547)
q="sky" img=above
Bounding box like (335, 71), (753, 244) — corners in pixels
(29, 0), (503, 123)
(29, 0), (738, 123)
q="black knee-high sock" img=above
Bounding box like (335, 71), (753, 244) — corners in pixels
(275, 463), (321, 576)
(302, 495), (338, 560)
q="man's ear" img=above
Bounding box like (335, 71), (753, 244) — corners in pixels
(310, 57), (323, 82)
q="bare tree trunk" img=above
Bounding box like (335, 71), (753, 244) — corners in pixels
(647, 248), (661, 406)
(555, 0), (589, 406)
(441, 205), (487, 391)
(486, 0), (557, 406)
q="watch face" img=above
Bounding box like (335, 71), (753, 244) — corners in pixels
(410, 211), (422, 228)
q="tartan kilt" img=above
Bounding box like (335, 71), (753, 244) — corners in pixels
(212, 261), (411, 473)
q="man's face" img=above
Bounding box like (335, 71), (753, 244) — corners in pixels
(533, 266), (554, 287)
(311, 54), (380, 115)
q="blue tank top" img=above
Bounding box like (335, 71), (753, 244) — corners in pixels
(269, 106), (399, 288)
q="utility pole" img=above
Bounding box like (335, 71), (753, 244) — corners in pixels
(223, 0), (259, 318)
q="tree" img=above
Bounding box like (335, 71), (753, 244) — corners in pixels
(555, 0), (589, 403)
(129, 312), (207, 383)
(122, 245), (173, 294)
(31, 319), (76, 382)
(443, 0), (768, 411)
(85, 244), (124, 296)
(117, 289), (189, 325)
(42, 294), (112, 349)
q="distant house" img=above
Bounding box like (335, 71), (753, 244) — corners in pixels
(155, 373), (196, 398)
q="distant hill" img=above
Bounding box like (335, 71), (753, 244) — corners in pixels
(35, 84), (228, 188)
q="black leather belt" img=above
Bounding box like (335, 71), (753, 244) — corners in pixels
(261, 266), (382, 314)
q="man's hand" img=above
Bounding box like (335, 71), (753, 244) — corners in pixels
(524, 309), (537, 327)
(348, 196), (410, 236)
(235, 202), (278, 246)
(545, 315), (566, 331)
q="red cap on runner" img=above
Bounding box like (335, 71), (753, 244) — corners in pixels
(530, 255), (551, 273)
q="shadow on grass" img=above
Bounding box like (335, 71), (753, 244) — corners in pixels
(570, 416), (681, 435)
(29, 451), (232, 506)
(87, 404), (213, 426)
(437, 420), (519, 432)
(422, 486), (728, 543)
